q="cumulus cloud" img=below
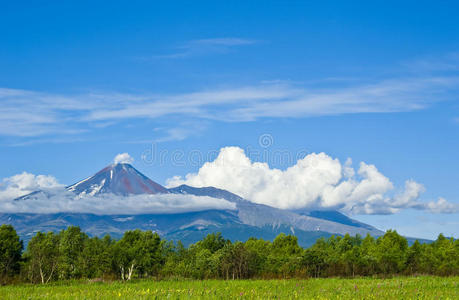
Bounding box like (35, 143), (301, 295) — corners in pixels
(113, 153), (134, 164)
(0, 172), (63, 201)
(166, 147), (458, 215)
(1, 153), (456, 215)
(424, 198), (459, 214)
(391, 180), (426, 208)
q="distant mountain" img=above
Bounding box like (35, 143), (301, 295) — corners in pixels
(292, 209), (376, 231)
(168, 185), (245, 203)
(4, 162), (387, 247)
(168, 184), (382, 237)
(0, 212), (337, 247)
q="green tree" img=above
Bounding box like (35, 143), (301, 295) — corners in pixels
(338, 234), (362, 277)
(80, 235), (114, 279)
(113, 230), (163, 280)
(406, 240), (422, 274)
(23, 232), (60, 284)
(374, 230), (408, 274)
(161, 241), (193, 278)
(244, 238), (270, 277)
(0, 225), (23, 283)
(187, 233), (230, 279)
(303, 238), (328, 278)
(430, 234), (457, 275)
(231, 242), (252, 279)
(58, 226), (88, 279)
(3, 225), (458, 283)
(197, 232), (228, 253)
(268, 233), (303, 277)
(359, 234), (377, 275)
(136, 231), (163, 277)
(217, 242), (253, 279)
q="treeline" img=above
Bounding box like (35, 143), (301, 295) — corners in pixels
(0, 224), (458, 284)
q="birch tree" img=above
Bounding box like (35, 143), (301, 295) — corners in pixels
(24, 232), (59, 284)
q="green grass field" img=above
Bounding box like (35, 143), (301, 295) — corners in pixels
(1, 276), (457, 299)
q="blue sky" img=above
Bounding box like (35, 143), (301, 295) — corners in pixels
(1, 1), (458, 239)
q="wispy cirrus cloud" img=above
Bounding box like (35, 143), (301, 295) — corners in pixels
(153, 121), (209, 143)
(153, 37), (257, 59)
(1, 54), (459, 140)
(402, 52), (459, 72)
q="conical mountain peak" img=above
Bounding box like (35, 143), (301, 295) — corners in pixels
(67, 163), (168, 196)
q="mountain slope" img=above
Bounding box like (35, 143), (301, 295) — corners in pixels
(292, 209), (376, 231)
(168, 184), (383, 237)
(67, 163), (168, 196)
(0, 212), (337, 247)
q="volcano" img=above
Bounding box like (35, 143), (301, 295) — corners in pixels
(67, 163), (168, 196)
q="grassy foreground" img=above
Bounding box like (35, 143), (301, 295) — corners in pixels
(0, 276), (457, 299)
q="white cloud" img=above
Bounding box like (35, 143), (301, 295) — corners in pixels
(403, 52), (459, 72)
(153, 37), (257, 58)
(0, 163), (456, 215)
(166, 147), (458, 215)
(391, 180), (426, 208)
(424, 197), (459, 214)
(0, 172), (236, 214)
(191, 38), (256, 46)
(2, 189), (236, 215)
(0, 172), (63, 201)
(153, 121), (209, 143)
(113, 153), (134, 164)
(1, 73), (459, 139)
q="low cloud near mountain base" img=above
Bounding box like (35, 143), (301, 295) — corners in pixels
(0, 172), (236, 214)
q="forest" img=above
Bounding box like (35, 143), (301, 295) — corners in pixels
(0, 224), (458, 285)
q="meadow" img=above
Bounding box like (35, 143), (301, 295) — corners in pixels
(0, 276), (457, 299)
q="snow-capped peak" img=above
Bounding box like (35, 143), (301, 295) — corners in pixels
(67, 163), (168, 196)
